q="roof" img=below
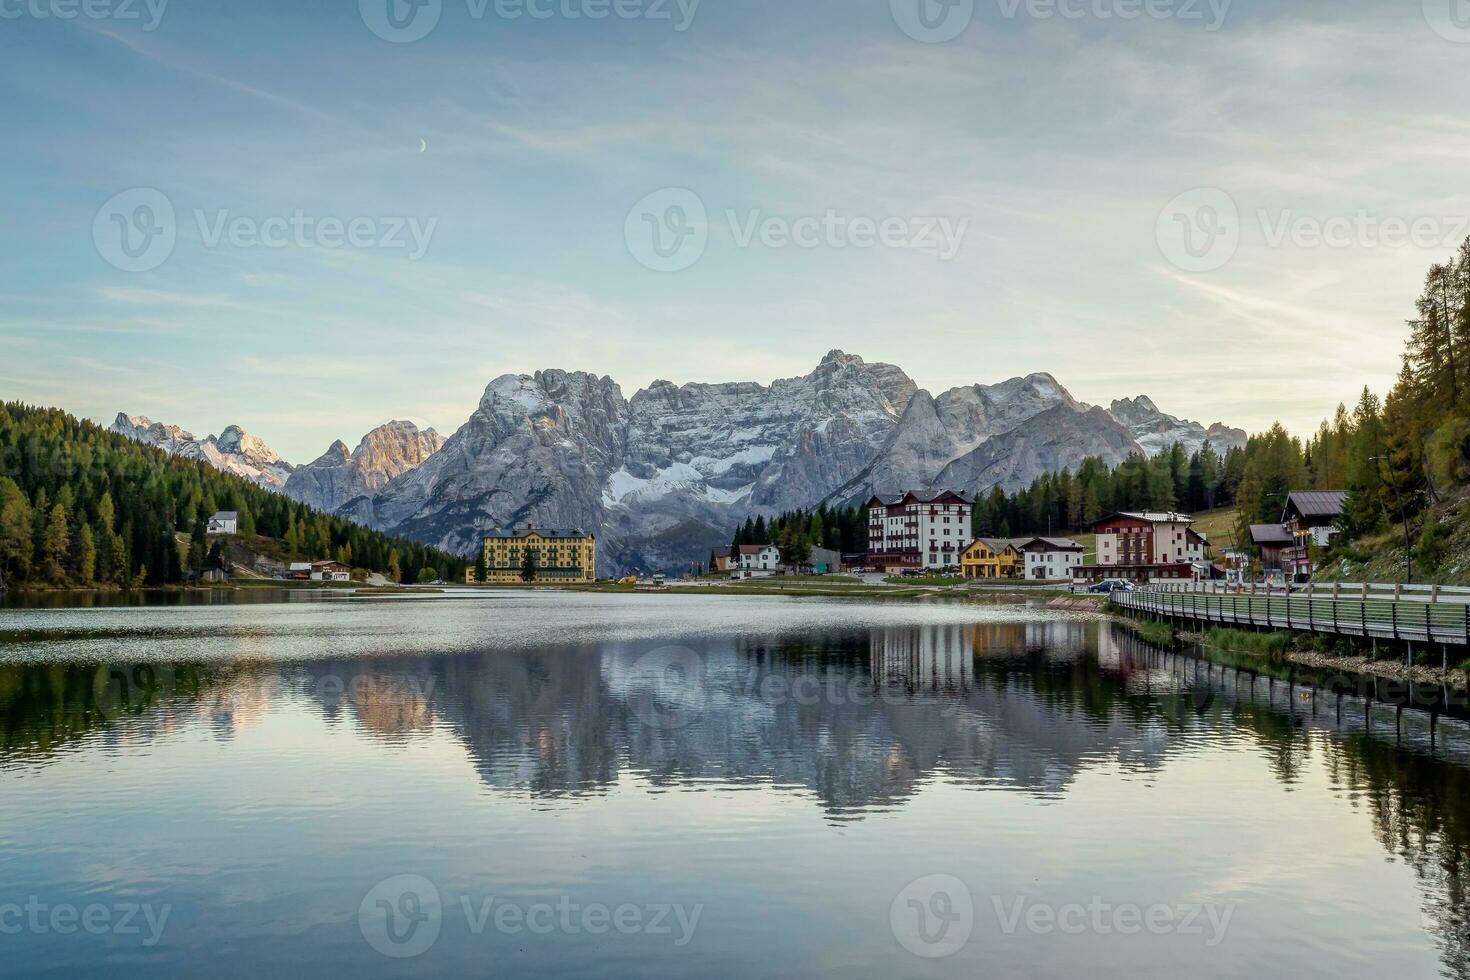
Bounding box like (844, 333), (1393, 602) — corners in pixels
(710, 547), (731, 558)
(1017, 537), (1084, 551)
(210, 511), (238, 521)
(868, 489), (974, 506)
(1249, 524), (1292, 545)
(737, 544), (775, 555)
(906, 489), (974, 505)
(1118, 512), (1193, 524)
(485, 527), (593, 540)
(971, 538), (1021, 554)
(1286, 491), (1348, 520)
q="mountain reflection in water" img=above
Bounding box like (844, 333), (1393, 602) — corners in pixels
(0, 603), (1467, 979)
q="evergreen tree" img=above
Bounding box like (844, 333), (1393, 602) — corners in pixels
(41, 502), (69, 582)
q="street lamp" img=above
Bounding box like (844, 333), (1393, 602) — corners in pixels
(1369, 456), (1413, 584)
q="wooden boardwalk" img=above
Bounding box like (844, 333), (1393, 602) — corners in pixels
(1112, 585), (1470, 647)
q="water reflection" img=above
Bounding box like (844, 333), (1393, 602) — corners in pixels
(1, 617), (1467, 977)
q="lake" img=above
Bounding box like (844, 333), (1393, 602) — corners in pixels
(1, 590), (1467, 978)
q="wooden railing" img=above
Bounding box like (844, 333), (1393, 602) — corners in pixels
(1112, 585), (1470, 647)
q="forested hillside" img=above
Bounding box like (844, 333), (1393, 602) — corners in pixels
(972, 239), (1470, 580)
(0, 403), (464, 589)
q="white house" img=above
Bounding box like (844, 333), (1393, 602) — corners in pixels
(310, 560), (352, 582)
(865, 490), (974, 572)
(1015, 537), (1085, 581)
(207, 511), (238, 535)
(734, 545), (782, 572)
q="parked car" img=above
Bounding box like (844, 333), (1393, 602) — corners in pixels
(1088, 579), (1135, 594)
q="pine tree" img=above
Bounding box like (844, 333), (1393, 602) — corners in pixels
(41, 502), (70, 582)
(76, 523), (96, 584)
(0, 477), (32, 579)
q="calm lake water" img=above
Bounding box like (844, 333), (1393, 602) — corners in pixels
(1, 590), (1467, 978)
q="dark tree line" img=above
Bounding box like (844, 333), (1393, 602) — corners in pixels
(0, 402), (464, 589)
(726, 504), (868, 567)
(968, 442), (1247, 540)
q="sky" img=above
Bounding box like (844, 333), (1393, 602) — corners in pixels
(3, 0), (1469, 462)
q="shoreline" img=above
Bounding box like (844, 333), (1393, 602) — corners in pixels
(1115, 614), (1470, 692)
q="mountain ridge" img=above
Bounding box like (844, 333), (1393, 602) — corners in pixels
(110, 353), (1247, 573)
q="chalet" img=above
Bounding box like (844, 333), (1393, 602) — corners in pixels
(734, 545), (781, 572)
(865, 490), (974, 572)
(310, 560), (352, 582)
(1014, 537), (1085, 581)
(1078, 512), (1207, 583)
(286, 562), (313, 581)
(960, 538), (1022, 579)
(1249, 524), (1292, 575)
(207, 511), (238, 535)
(1282, 491), (1347, 580)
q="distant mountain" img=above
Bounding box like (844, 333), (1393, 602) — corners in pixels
(110, 354), (1248, 573)
(934, 405), (1143, 494)
(284, 421), (444, 514)
(110, 414), (294, 490)
(1107, 396), (1247, 458)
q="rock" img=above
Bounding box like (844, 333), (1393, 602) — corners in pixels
(934, 405), (1144, 494)
(284, 421), (444, 514)
(1107, 396), (1247, 458)
(110, 413), (294, 490)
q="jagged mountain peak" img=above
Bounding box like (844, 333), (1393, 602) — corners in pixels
(284, 421), (447, 516)
(1105, 395), (1247, 458)
(110, 413), (293, 490)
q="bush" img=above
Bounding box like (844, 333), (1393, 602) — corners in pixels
(1202, 627), (1292, 661)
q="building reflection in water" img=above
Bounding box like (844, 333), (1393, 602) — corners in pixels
(1, 618), (1468, 976)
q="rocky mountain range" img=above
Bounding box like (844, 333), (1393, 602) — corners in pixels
(110, 353), (1247, 574)
(111, 414), (296, 490)
(284, 421), (444, 515)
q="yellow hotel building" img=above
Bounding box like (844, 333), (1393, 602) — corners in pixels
(468, 526), (597, 584)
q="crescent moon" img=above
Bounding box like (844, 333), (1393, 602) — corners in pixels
(418, 139), (428, 153)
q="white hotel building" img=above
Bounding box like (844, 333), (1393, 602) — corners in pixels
(865, 490), (974, 571)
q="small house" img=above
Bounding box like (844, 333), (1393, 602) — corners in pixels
(1014, 537), (1085, 581)
(1249, 524), (1291, 574)
(311, 560), (351, 582)
(207, 511), (238, 535)
(735, 545), (781, 572)
(961, 539), (1021, 579)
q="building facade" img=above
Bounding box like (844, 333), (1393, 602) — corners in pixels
(207, 511), (238, 535)
(865, 490), (974, 571)
(1015, 537), (1085, 581)
(709, 547), (733, 573)
(735, 545), (782, 572)
(1281, 491), (1346, 580)
(471, 526), (597, 584)
(960, 539), (1022, 579)
(1081, 512), (1208, 583)
(1249, 524), (1291, 576)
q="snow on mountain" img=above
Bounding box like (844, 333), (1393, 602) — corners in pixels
(110, 414), (295, 490)
(1107, 396), (1247, 458)
(283, 421), (444, 514)
(109, 356), (1249, 574)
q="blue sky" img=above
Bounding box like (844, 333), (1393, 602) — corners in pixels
(3, 0), (1468, 461)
